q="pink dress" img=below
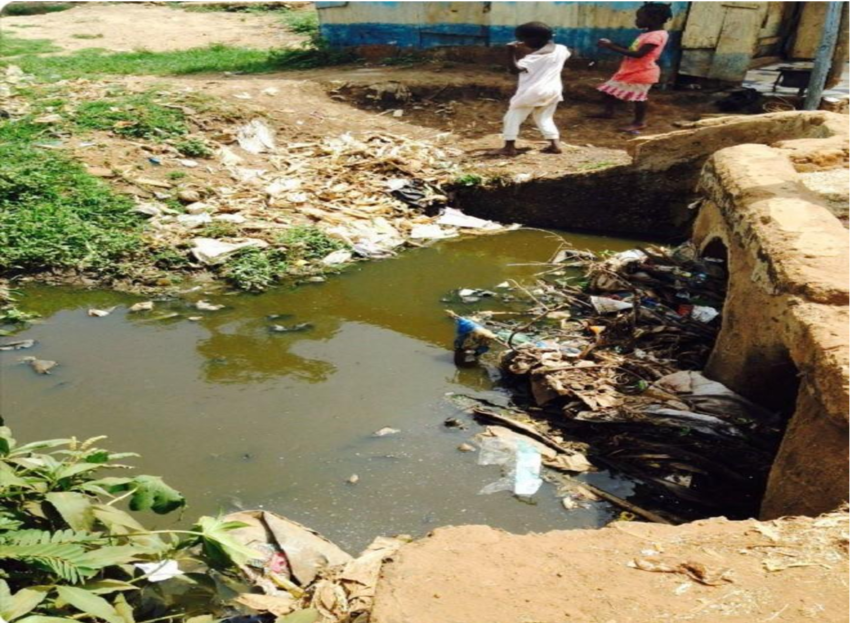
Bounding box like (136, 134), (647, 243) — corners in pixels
(598, 30), (669, 102)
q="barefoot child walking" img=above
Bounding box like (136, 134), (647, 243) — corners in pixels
(501, 22), (570, 156)
(595, 2), (672, 133)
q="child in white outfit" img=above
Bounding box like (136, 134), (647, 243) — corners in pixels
(501, 22), (570, 156)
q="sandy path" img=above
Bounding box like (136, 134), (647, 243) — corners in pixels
(1, 2), (306, 53)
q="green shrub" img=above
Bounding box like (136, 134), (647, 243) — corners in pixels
(222, 248), (288, 292)
(1, 2), (74, 16)
(277, 225), (346, 261)
(175, 136), (213, 158)
(0, 426), (258, 621)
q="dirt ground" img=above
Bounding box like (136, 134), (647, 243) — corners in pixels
(373, 511), (850, 623)
(1, 2), (306, 53)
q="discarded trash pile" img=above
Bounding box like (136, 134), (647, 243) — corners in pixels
(450, 243), (784, 521)
(2, 68), (515, 288)
(216, 510), (406, 623)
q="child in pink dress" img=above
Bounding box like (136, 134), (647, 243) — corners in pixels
(594, 2), (672, 133)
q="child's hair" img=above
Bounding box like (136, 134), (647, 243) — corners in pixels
(515, 21), (553, 41)
(640, 2), (673, 24)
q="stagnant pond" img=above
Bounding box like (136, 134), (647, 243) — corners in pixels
(2, 229), (646, 552)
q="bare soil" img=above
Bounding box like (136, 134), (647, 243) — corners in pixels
(373, 511), (850, 623)
(1, 2), (307, 53)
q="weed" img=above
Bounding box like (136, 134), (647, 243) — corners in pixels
(197, 222), (241, 239)
(71, 33), (104, 40)
(454, 173), (484, 187)
(151, 245), (192, 270)
(0, 34), (60, 57)
(1, 2), (74, 16)
(0, 129), (143, 276)
(175, 136), (213, 157)
(168, 170), (189, 181)
(577, 160), (617, 171)
(381, 53), (424, 67)
(222, 248), (288, 292)
(277, 226), (346, 261)
(280, 9), (319, 35)
(268, 37), (358, 70)
(73, 92), (188, 139)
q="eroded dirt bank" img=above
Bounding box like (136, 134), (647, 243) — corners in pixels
(372, 510), (849, 623)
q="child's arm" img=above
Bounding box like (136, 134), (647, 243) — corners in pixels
(506, 42), (527, 75)
(597, 38), (657, 59)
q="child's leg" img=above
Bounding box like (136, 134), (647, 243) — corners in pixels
(532, 101), (561, 153)
(501, 106), (533, 155)
(589, 93), (617, 118)
(621, 101), (648, 133)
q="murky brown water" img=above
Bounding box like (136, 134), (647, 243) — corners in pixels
(2, 229), (645, 552)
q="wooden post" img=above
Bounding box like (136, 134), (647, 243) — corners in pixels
(803, 1), (843, 110)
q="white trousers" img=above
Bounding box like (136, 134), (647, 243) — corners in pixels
(503, 101), (560, 141)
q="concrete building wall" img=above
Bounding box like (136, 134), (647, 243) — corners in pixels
(316, 1), (688, 66)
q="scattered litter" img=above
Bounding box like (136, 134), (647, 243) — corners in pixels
(195, 300), (225, 312)
(237, 119), (276, 154)
(21, 357), (57, 375)
(177, 212), (212, 229)
(179, 159), (199, 168)
(0, 339), (35, 351)
(322, 249), (353, 266)
(214, 214), (247, 224)
(629, 557), (733, 586)
(217, 145), (244, 166)
(87, 307), (114, 318)
(129, 301), (155, 313)
(261, 87), (279, 96)
(458, 442), (476, 452)
(591, 295), (633, 314)
(347, 474), (359, 485)
(478, 435), (543, 496)
(135, 560), (184, 582)
(691, 305), (720, 323)
(451, 312), (496, 365)
(270, 323), (313, 333)
(372, 427), (400, 437)
(409, 224), (457, 240)
(233, 92), (253, 100)
(437, 208), (509, 232)
(191, 237), (268, 265)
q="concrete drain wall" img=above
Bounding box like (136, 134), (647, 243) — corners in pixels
(455, 111), (849, 241)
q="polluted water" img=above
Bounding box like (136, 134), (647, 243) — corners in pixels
(2, 229), (646, 552)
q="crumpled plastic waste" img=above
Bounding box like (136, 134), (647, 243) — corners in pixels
(409, 223), (457, 240)
(322, 249), (353, 266)
(191, 237), (268, 265)
(591, 295), (633, 314)
(477, 436), (544, 496)
(436, 208), (509, 232)
(237, 119), (276, 154)
(452, 315), (496, 365)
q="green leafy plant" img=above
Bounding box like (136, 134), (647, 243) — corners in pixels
(1, 2), (74, 16)
(222, 248), (288, 292)
(167, 170), (188, 181)
(454, 173), (483, 187)
(277, 226), (346, 262)
(174, 137), (213, 158)
(73, 92), (188, 140)
(0, 427), (255, 621)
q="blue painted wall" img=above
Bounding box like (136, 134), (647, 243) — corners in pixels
(317, 1), (689, 65)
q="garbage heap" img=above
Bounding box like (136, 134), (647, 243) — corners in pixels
(473, 243), (784, 521)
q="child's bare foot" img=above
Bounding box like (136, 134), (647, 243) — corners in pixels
(540, 141), (562, 154)
(619, 123), (646, 134)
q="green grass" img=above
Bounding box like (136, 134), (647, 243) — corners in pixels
(280, 9), (319, 35)
(0, 121), (144, 276)
(0, 34), (60, 57)
(7, 41), (355, 80)
(1, 2), (74, 16)
(71, 33), (104, 40)
(73, 91), (188, 139)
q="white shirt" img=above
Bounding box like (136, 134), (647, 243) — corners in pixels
(510, 43), (571, 109)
